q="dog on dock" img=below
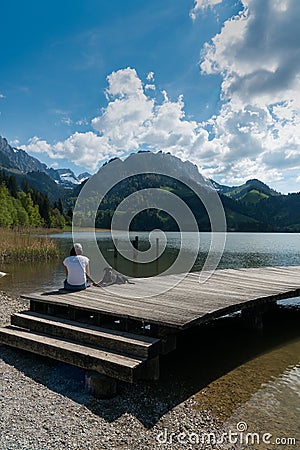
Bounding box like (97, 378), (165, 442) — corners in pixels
(93, 267), (134, 287)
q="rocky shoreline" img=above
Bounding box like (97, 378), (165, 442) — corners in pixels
(0, 291), (222, 450)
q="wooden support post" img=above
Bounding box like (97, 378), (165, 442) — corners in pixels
(30, 300), (37, 312)
(113, 237), (118, 271)
(261, 301), (280, 328)
(85, 371), (117, 399)
(160, 334), (177, 355)
(30, 300), (45, 314)
(155, 237), (159, 275)
(132, 235), (139, 276)
(142, 356), (160, 381)
(150, 324), (177, 354)
(68, 307), (76, 321)
(120, 318), (139, 332)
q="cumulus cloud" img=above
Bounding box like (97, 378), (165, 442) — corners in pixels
(23, 137), (53, 156)
(92, 68), (154, 151)
(197, 0), (300, 189)
(22, 1), (300, 191)
(91, 68), (206, 163)
(145, 84), (155, 90)
(0, 93), (5, 99)
(22, 68), (207, 171)
(200, 0), (300, 107)
(190, 0), (223, 19)
(22, 132), (121, 170)
(146, 72), (155, 81)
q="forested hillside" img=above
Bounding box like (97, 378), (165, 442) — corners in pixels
(67, 170), (300, 232)
(0, 172), (66, 228)
(1, 135), (300, 232)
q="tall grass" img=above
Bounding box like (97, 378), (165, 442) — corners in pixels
(0, 228), (60, 263)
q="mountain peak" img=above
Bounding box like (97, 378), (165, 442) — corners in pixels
(0, 135), (47, 173)
(0, 135), (91, 188)
(245, 178), (280, 195)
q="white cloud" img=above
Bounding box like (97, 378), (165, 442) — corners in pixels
(190, 0), (223, 19)
(11, 139), (20, 147)
(91, 68), (205, 163)
(76, 118), (88, 126)
(200, 0), (300, 108)
(21, 0), (300, 193)
(145, 84), (155, 90)
(0, 93), (5, 99)
(146, 71), (155, 81)
(53, 132), (116, 168)
(92, 68), (154, 151)
(22, 68), (206, 171)
(22, 137), (53, 156)
(22, 132), (122, 170)
(196, 0), (300, 189)
(61, 116), (73, 126)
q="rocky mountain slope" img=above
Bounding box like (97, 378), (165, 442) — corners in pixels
(0, 136), (90, 188)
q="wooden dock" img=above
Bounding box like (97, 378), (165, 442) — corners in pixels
(0, 266), (300, 388)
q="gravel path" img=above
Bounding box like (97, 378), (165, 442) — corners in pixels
(0, 292), (222, 450)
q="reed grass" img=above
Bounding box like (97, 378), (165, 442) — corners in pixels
(0, 228), (60, 263)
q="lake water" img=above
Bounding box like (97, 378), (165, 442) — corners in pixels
(2, 231), (300, 294)
(1, 232), (299, 447)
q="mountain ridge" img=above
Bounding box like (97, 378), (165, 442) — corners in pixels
(0, 136), (90, 188)
(1, 134), (299, 231)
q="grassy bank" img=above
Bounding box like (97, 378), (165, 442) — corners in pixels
(0, 228), (60, 263)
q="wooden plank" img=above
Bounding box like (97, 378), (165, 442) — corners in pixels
(209, 270), (300, 286)
(20, 266), (300, 330)
(0, 326), (146, 383)
(25, 289), (208, 321)
(24, 294), (194, 328)
(11, 312), (160, 358)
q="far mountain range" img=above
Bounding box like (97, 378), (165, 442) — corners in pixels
(0, 134), (299, 231)
(0, 136), (90, 188)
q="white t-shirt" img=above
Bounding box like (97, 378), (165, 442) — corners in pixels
(63, 255), (89, 285)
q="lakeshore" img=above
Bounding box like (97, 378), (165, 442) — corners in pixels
(1, 290), (299, 449)
(1, 232), (299, 449)
(0, 291), (220, 450)
(0, 229), (60, 264)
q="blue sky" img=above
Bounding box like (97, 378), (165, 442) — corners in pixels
(0, 0), (299, 193)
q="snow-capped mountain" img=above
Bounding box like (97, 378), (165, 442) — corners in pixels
(0, 135), (90, 187)
(55, 169), (90, 187)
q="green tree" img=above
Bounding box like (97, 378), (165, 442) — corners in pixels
(19, 192), (43, 227)
(13, 198), (30, 227)
(50, 208), (66, 229)
(0, 184), (14, 227)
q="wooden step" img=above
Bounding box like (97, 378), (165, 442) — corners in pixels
(0, 326), (147, 383)
(11, 311), (160, 358)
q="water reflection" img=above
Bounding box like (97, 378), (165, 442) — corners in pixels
(1, 232), (300, 294)
(193, 336), (300, 422)
(180, 309), (300, 448)
(224, 360), (300, 449)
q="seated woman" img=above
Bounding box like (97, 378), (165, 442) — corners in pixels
(63, 243), (90, 291)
